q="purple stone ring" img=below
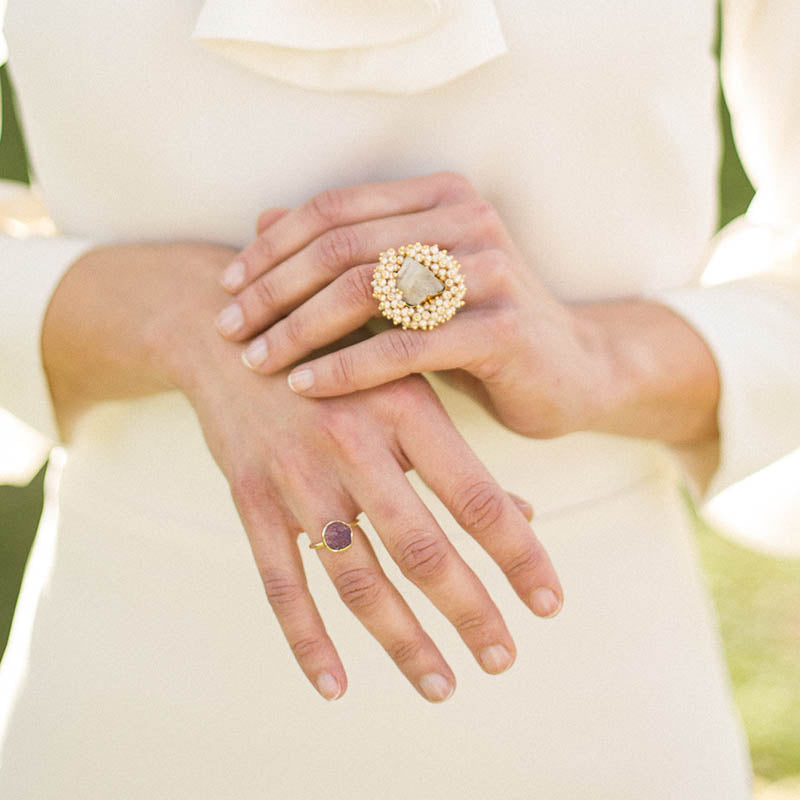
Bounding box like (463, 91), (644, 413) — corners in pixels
(308, 519), (359, 553)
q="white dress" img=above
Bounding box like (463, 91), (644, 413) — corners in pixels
(1, 1), (799, 797)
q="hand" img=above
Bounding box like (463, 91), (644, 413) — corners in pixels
(215, 171), (721, 445)
(213, 171), (605, 438)
(179, 346), (564, 702)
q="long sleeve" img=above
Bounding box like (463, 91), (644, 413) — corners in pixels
(649, 0), (800, 503)
(0, 6), (99, 446)
(0, 218), (96, 444)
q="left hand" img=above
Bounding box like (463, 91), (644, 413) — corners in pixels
(214, 171), (607, 438)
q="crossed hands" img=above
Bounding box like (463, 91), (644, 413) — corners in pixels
(201, 171), (610, 702)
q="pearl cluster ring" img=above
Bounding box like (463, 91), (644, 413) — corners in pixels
(372, 242), (467, 330)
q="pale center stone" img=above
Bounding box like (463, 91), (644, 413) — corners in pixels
(396, 257), (444, 306)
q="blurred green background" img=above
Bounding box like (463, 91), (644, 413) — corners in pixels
(0, 12), (798, 795)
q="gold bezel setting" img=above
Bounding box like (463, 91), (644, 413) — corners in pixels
(372, 242), (466, 330)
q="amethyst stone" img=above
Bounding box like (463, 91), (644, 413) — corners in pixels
(322, 521), (353, 551)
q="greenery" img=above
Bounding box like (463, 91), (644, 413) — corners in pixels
(0, 21), (797, 794)
(693, 508), (800, 782)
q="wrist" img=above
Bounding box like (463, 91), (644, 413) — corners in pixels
(141, 243), (241, 397)
(569, 299), (721, 445)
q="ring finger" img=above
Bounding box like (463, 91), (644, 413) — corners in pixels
(288, 496), (459, 702)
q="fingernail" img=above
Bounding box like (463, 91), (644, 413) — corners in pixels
(419, 673), (454, 702)
(530, 587), (562, 618)
(479, 644), (513, 674)
(215, 303), (244, 337)
(508, 492), (534, 520)
(220, 260), (246, 292)
(316, 672), (342, 701)
(242, 338), (268, 369)
(288, 368), (314, 393)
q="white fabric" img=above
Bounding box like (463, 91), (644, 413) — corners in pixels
(0, 232), (96, 442)
(191, 0), (508, 94)
(0, 0), (797, 795)
(647, 0), (800, 500)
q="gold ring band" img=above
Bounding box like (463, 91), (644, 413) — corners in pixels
(372, 242), (466, 330)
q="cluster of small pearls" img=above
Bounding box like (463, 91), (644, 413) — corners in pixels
(371, 242), (467, 330)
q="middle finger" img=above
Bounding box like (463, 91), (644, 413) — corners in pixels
(343, 452), (518, 676)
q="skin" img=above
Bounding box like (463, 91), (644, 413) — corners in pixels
(41, 236), (563, 705)
(217, 171), (720, 448)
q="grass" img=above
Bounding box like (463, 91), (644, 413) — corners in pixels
(693, 509), (800, 782)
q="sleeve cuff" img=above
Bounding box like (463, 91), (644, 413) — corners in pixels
(0, 232), (97, 443)
(649, 273), (800, 500)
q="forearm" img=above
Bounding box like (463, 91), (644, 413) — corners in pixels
(573, 298), (720, 446)
(41, 241), (238, 438)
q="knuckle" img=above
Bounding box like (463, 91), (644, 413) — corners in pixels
(256, 209), (273, 233)
(397, 532), (449, 582)
(251, 274), (280, 312)
(386, 636), (425, 666)
(318, 226), (360, 273)
(450, 479), (507, 533)
(452, 607), (491, 635)
(469, 200), (503, 237)
(344, 264), (377, 309)
(281, 311), (306, 350)
(380, 330), (425, 364)
(309, 187), (346, 226)
(290, 636), (324, 662)
(266, 439), (304, 479)
(329, 347), (357, 389)
(314, 402), (360, 449)
(501, 543), (544, 583)
(229, 469), (265, 514)
(481, 248), (511, 281)
(260, 568), (305, 611)
(253, 231), (277, 266)
(492, 305), (521, 343)
(377, 374), (438, 421)
(434, 170), (474, 202)
(333, 567), (385, 612)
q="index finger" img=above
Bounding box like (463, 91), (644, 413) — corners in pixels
(220, 171), (473, 293)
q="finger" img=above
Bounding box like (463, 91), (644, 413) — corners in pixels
(215, 203), (477, 341)
(397, 390), (564, 619)
(289, 498), (458, 703)
(241, 263), (378, 373)
(219, 208), (292, 292)
(284, 311), (492, 397)
(220, 171), (473, 294)
(342, 453), (518, 676)
(507, 492), (535, 521)
(256, 207), (292, 236)
(242, 250), (492, 377)
(233, 486), (348, 700)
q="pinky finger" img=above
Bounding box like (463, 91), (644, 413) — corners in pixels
(220, 208), (292, 292)
(256, 207), (292, 236)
